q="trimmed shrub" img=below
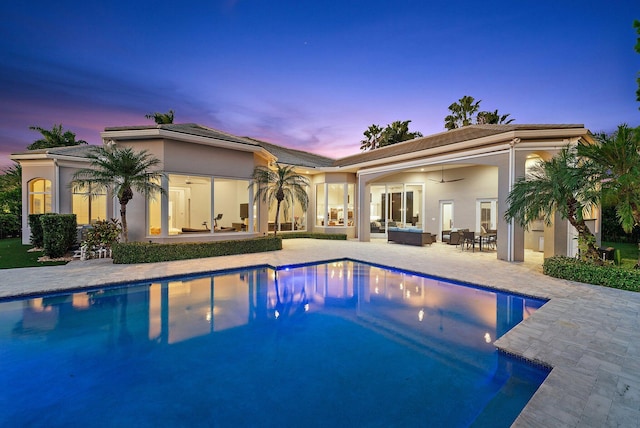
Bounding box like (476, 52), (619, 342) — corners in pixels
(280, 232), (347, 240)
(40, 214), (77, 258)
(0, 213), (20, 238)
(112, 236), (282, 264)
(28, 213), (46, 247)
(85, 218), (122, 249)
(543, 256), (640, 292)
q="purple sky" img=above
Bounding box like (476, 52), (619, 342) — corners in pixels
(1, 1), (639, 169)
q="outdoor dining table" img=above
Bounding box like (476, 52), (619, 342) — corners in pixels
(461, 231), (496, 252)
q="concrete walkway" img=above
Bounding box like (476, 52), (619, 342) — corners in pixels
(1, 239), (639, 427)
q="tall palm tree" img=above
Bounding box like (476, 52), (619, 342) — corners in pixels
(444, 96), (481, 130)
(380, 120), (423, 147)
(251, 164), (309, 236)
(145, 110), (175, 124)
(28, 124), (87, 150)
(360, 124), (384, 151)
(71, 146), (165, 242)
(578, 124), (640, 265)
(505, 146), (601, 262)
(476, 109), (514, 125)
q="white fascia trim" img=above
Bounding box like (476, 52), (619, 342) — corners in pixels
(10, 153), (51, 161)
(357, 144), (512, 177)
(11, 153), (93, 164)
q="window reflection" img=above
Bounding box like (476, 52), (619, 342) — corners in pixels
(8, 261), (544, 365)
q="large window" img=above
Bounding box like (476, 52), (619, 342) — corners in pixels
(370, 183), (423, 231)
(316, 183), (354, 227)
(316, 184), (325, 226)
(72, 185), (107, 225)
(213, 178), (250, 232)
(476, 199), (497, 232)
(148, 177), (162, 235)
(268, 186), (308, 231)
(28, 179), (51, 214)
(168, 174), (211, 234)
(150, 175), (252, 236)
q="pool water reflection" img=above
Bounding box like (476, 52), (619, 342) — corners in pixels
(0, 260), (548, 427)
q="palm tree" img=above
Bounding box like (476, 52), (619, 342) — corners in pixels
(477, 109), (514, 125)
(380, 120), (423, 147)
(578, 124), (640, 265)
(27, 124), (88, 150)
(444, 96), (481, 130)
(251, 164), (309, 236)
(504, 146), (601, 262)
(145, 110), (175, 124)
(71, 146), (165, 242)
(634, 20), (640, 108)
(360, 124), (384, 151)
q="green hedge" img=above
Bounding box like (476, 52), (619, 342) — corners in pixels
(0, 213), (20, 238)
(39, 214), (77, 258)
(280, 232), (347, 240)
(28, 214), (45, 247)
(112, 236), (282, 264)
(543, 256), (640, 292)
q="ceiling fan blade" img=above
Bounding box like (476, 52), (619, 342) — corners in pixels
(428, 178), (442, 183)
(445, 178), (465, 183)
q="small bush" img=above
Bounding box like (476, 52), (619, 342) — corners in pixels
(112, 236), (282, 264)
(28, 214), (45, 247)
(543, 256), (640, 292)
(40, 214), (77, 258)
(85, 218), (122, 249)
(280, 232), (347, 240)
(0, 213), (20, 238)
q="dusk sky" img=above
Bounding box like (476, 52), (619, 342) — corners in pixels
(1, 1), (639, 168)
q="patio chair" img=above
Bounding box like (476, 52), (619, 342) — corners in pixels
(461, 231), (476, 251)
(450, 229), (467, 246)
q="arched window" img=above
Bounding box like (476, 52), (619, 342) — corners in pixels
(28, 179), (52, 214)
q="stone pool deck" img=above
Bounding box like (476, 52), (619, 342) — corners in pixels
(1, 238), (639, 427)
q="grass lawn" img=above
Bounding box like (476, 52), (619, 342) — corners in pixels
(602, 241), (639, 269)
(0, 238), (68, 269)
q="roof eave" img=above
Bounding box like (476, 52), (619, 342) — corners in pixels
(337, 127), (590, 170)
(101, 127), (277, 163)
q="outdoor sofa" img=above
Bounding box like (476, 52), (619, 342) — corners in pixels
(388, 227), (436, 246)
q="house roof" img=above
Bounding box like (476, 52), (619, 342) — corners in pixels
(333, 124), (588, 167)
(104, 123), (264, 148)
(246, 138), (335, 169)
(12, 123), (590, 170)
(11, 144), (97, 160)
(103, 123), (335, 169)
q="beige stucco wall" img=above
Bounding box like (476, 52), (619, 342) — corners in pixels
(113, 138), (262, 242)
(18, 157), (99, 244)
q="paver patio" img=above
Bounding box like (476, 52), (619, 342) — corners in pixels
(1, 238), (639, 427)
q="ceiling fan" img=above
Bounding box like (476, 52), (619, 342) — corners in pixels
(428, 167), (465, 184)
(185, 177), (207, 185)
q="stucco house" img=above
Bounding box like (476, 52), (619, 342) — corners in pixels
(11, 122), (599, 262)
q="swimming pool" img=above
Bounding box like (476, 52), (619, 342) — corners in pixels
(0, 260), (548, 427)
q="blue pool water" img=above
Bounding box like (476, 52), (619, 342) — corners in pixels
(0, 260), (548, 427)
